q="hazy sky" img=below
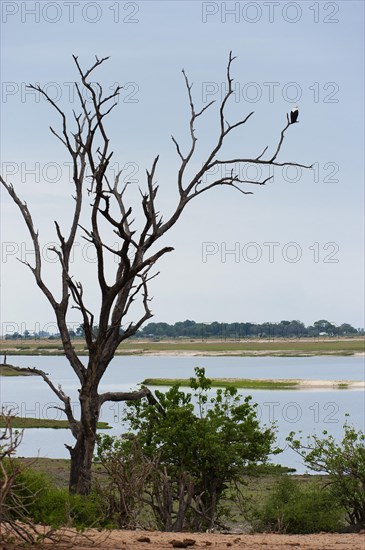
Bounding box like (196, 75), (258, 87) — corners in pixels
(1, 0), (364, 335)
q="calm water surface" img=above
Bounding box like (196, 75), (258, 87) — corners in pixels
(1, 355), (364, 473)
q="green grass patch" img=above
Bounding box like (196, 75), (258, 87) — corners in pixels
(118, 339), (364, 354)
(17, 457), (322, 493)
(0, 415), (111, 429)
(18, 458), (108, 488)
(142, 377), (299, 389)
(0, 363), (37, 376)
(1, 337), (364, 356)
(35, 344), (61, 350)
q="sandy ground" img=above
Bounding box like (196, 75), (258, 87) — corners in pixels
(222, 378), (365, 389)
(80, 530), (365, 550)
(281, 379), (365, 389)
(119, 349), (365, 357)
(0, 531), (365, 550)
(2, 529), (365, 550)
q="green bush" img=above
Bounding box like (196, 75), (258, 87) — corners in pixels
(287, 423), (365, 526)
(9, 467), (107, 529)
(256, 476), (344, 534)
(115, 367), (278, 531)
(68, 492), (109, 529)
(9, 468), (69, 527)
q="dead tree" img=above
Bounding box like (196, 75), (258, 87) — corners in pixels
(0, 411), (24, 512)
(1, 53), (312, 495)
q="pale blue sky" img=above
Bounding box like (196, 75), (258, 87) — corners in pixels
(1, 1), (364, 333)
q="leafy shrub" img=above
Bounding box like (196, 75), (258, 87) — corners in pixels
(10, 468), (107, 529)
(98, 367), (279, 531)
(256, 476), (344, 533)
(287, 423), (365, 527)
(69, 491), (108, 529)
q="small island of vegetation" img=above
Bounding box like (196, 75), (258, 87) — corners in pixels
(142, 377), (364, 390)
(0, 414), (111, 430)
(0, 363), (38, 376)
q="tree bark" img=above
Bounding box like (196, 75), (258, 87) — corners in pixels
(68, 386), (99, 495)
(67, 367), (153, 494)
(68, 433), (95, 495)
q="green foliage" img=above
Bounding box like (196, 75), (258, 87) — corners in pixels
(119, 367), (278, 530)
(127, 367), (277, 472)
(68, 492), (107, 529)
(137, 319), (361, 339)
(287, 423), (365, 527)
(9, 467), (106, 529)
(12, 468), (67, 527)
(256, 476), (344, 533)
(0, 415), (111, 429)
(126, 368), (275, 464)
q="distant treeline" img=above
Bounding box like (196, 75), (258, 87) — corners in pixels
(4, 319), (363, 340)
(136, 319), (363, 339)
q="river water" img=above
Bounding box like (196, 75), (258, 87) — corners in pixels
(1, 355), (364, 473)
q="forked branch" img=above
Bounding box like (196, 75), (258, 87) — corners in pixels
(3, 366), (80, 438)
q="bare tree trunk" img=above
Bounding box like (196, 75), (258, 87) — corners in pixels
(68, 432), (95, 495)
(68, 382), (100, 495)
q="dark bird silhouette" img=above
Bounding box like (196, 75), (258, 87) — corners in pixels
(290, 107), (299, 124)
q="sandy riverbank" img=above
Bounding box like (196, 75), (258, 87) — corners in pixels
(2, 528), (364, 550)
(220, 378), (365, 389)
(115, 349), (365, 357)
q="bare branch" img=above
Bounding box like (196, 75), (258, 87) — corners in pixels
(210, 158), (313, 170)
(27, 84), (73, 152)
(187, 175), (257, 200)
(171, 135), (185, 162)
(72, 54), (110, 82)
(146, 155), (160, 233)
(6, 366), (80, 438)
(270, 119), (291, 162)
(256, 145), (269, 161)
(99, 386), (152, 406)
